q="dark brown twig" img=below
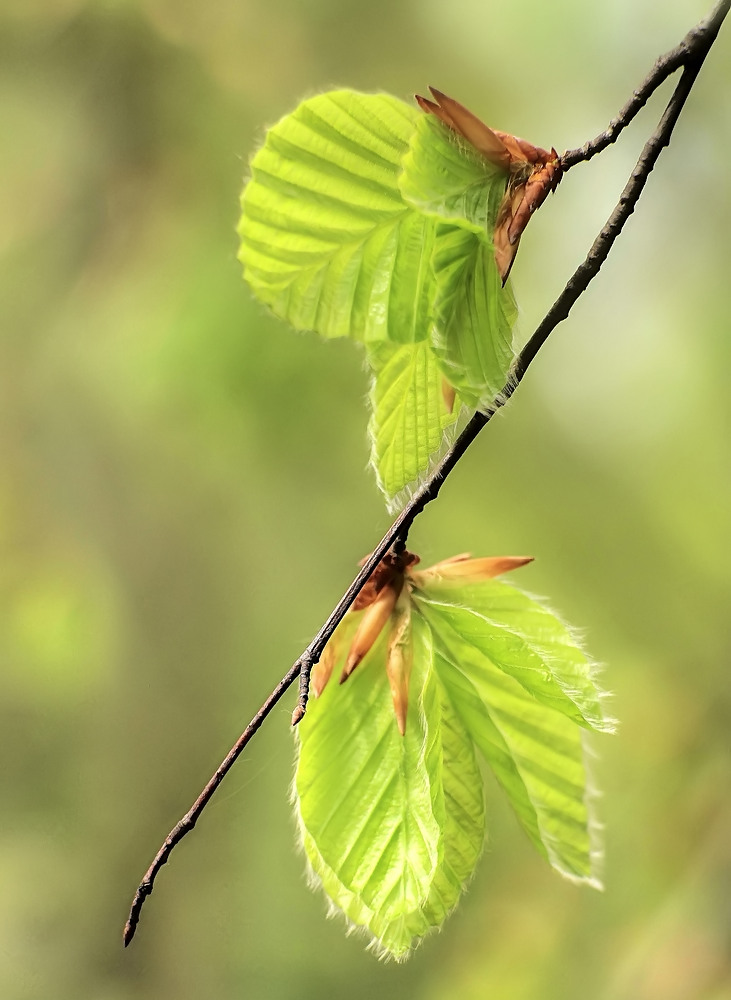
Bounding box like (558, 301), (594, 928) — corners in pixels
(561, 0), (730, 170)
(123, 0), (728, 947)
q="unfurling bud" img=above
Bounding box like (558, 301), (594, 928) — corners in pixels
(416, 87), (562, 283)
(353, 550), (420, 611)
(316, 548), (532, 738)
(341, 582), (400, 684)
(415, 88), (511, 169)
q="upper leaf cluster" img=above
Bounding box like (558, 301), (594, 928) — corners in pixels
(294, 556), (614, 959)
(239, 90), (517, 500)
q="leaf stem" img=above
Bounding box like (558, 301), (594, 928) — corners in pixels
(123, 0), (729, 947)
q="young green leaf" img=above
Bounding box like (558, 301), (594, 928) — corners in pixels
(239, 90), (433, 344)
(398, 110), (517, 408)
(238, 89), (523, 490)
(399, 113), (507, 235)
(294, 551), (613, 959)
(370, 619), (486, 957)
(431, 638), (600, 882)
(295, 616), (485, 959)
(412, 574), (613, 883)
(366, 339), (459, 502)
(430, 228), (517, 409)
(412, 578), (613, 734)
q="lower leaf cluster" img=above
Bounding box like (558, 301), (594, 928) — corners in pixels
(294, 562), (614, 959)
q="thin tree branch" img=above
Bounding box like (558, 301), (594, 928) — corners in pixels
(123, 1), (728, 947)
(561, 0), (730, 170)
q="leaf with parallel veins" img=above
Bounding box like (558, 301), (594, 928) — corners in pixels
(295, 550), (613, 958)
(240, 87), (556, 497)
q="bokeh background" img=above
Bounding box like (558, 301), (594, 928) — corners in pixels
(1, 1), (729, 997)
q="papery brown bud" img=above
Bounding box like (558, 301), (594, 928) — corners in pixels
(428, 552), (472, 567)
(493, 129), (552, 166)
(415, 88), (562, 284)
(505, 156), (562, 248)
(341, 582), (400, 683)
(311, 638), (338, 697)
(386, 600), (413, 736)
(419, 88), (512, 170)
(354, 550), (420, 610)
(441, 377), (457, 414)
(413, 555), (533, 586)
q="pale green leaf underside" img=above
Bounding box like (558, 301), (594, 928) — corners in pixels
(366, 339), (459, 500)
(413, 579), (614, 733)
(239, 91), (435, 344)
(414, 584), (610, 884)
(431, 227), (517, 409)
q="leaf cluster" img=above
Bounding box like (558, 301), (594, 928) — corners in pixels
(295, 566), (613, 959)
(239, 91), (517, 500)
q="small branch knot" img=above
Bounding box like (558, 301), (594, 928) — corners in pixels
(292, 653), (316, 726)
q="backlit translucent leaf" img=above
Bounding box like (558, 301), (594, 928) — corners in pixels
(413, 577), (613, 733)
(295, 564), (612, 957)
(294, 614), (485, 959)
(239, 91), (434, 344)
(239, 88), (521, 488)
(366, 339), (459, 501)
(402, 656), (485, 932)
(413, 581), (612, 883)
(430, 228), (517, 410)
(400, 114), (517, 410)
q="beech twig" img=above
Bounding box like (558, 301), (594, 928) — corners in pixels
(123, 0), (729, 947)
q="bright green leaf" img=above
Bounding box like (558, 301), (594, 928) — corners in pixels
(366, 339), (459, 502)
(413, 582), (610, 883)
(400, 114), (517, 410)
(239, 90), (434, 344)
(294, 613), (486, 959)
(404, 657), (485, 930)
(239, 89), (522, 494)
(430, 228), (517, 410)
(295, 565), (611, 958)
(413, 579), (614, 733)
(295, 623), (442, 957)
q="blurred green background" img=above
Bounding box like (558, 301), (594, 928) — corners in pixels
(1, 1), (729, 997)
